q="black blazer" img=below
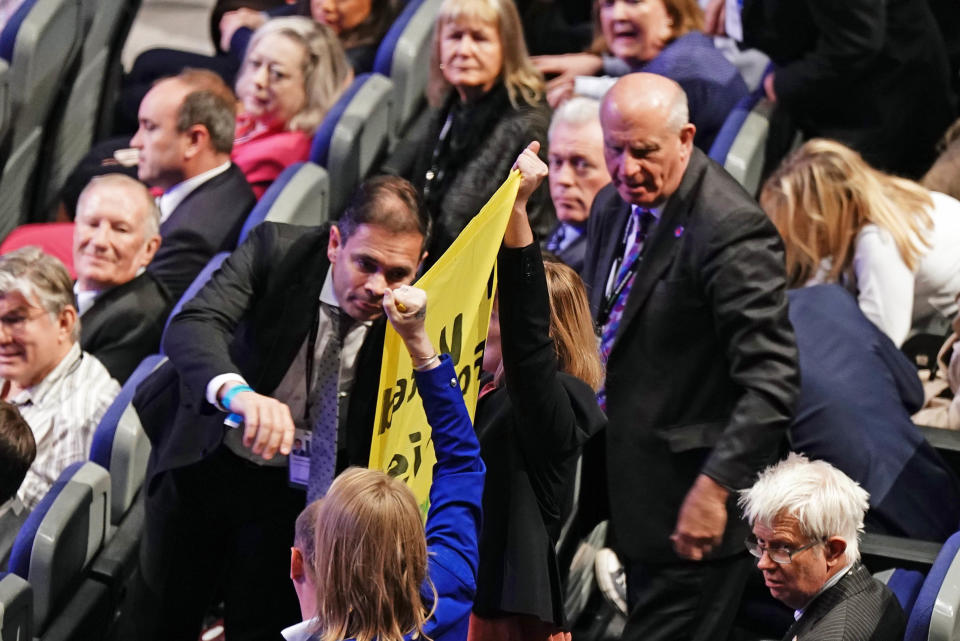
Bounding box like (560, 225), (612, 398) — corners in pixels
(741, 0), (955, 178)
(147, 163), (256, 302)
(781, 564), (905, 641)
(135, 222), (384, 491)
(473, 244), (605, 625)
(544, 224), (588, 276)
(79, 272), (173, 383)
(582, 149), (799, 562)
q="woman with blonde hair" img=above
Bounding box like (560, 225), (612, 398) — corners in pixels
(470, 143), (605, 641)
(291, 283), (485, 641)
(409, 0), (554, 263)
(761, 138), (960, 346)
(531, 0), (747, 150)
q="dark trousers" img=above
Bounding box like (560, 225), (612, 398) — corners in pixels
(131, 446), (305, 641)
(623, 552), (754, 641)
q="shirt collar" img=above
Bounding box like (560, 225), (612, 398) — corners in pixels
(794, 563), (855, 620)
(73, 268), (148, 316)
(281, 618), (316, 641)
(318, 269), (374, 328)
(157, 161), (231, 223)
(4, 342), (83, 407)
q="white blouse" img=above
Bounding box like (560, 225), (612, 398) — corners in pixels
(851, 191), (960, 346)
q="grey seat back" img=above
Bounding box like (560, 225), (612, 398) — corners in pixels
(0, 0), (82, 237)
(721, 97), (773, 198)
(0, 572), (32, 641)
(262, 162), (331, 227)
(326, 73), (394, 217)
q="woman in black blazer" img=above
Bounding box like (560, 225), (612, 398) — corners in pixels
(469, 143), (606, 641)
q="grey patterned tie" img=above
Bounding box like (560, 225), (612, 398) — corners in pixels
(307, 304), (342, 502)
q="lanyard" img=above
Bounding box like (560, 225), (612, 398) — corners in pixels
(598, 252), (643, 328)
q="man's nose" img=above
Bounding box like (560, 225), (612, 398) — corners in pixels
(365, 272), (387, 297)
(90, 223), (110, 247)
(756, 550), (777, 571)
(555, 161), (576, 186)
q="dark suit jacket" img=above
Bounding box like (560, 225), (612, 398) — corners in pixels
(473, 244), (606, 625)
(782, 564), (905, 641)
(741, 0), (955, 178)
(544, 224), (588, 275)
(788, 285), (960, 542)
(79, 272), (173, 383)
(582, 149), (799, 562)
(146, 163), (256, 302)
(134, 222), (385, 491)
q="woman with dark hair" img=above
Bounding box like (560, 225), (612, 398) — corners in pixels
(468, 142), (605, 641)
(532, 0), (747, 150)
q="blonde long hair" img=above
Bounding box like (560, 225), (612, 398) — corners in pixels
(426, 0), (544, 108)
(544, 260), (604, 391)
(310, 468), (437, 641)
(760, 138), (934, 286)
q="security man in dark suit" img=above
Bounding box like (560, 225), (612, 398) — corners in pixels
(131, 176), (428, 641)
(581, 73), (799, 641)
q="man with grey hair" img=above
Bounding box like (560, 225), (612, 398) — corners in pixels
(131, 68), (256, 301)
(544, 97), (610, 274)
(0, 248), (119, 509)
(581, 72), (799, 640)
(741, 453), (906, 640)
(74, 174), (173, 382)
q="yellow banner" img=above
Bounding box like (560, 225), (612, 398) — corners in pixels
(368, 171), (521, 510)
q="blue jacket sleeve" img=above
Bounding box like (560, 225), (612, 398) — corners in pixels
(415, 355), (485, 641)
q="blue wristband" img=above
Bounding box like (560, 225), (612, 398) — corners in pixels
(221, 384), (254, 411)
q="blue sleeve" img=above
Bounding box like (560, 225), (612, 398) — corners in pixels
(415, 355), (485, 641)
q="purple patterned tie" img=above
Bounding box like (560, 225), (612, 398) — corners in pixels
(597, 209), (655, 410)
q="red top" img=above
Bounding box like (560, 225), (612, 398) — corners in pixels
(232, 115), (312, 199)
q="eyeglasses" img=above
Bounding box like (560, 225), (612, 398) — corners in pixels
(0, 309), (48, 335)
(744, 536), (825, 564)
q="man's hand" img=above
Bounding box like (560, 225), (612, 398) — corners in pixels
(670, 474), (730, 560)
(219, 8), (267, 51)
(218, 383), (295, 459)
(704, 0), (727, 36)
(763, 72), (777, 102)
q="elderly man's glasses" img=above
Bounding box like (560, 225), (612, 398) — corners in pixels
(744, 536), (825, 564)
(0, 309), (48, 335)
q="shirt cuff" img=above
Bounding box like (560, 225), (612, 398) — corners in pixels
(207, 373), (249, 411)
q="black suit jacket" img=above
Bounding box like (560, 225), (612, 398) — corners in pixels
(135, 222), (385, 491)
(146, 163), (256, 302)
(782, 564), (905, 641)
(473, 244), (606, 625)
(741, 0), (955, 178)
(544, 224), (588, 275)
(582, 149), (799, 562)
(80, 272), (173, 383)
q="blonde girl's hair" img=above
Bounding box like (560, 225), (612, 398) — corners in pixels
(493, 258), (604, 391)
(759, 138), (934, 287)
(310, 467), (437, 641)
(426, 0), (544, 108)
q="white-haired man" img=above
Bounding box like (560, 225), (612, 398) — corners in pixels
(740, 453), (906, 641)
(0, 248), (119, 509)
(544, 97), (610, 274)
(74, 174), (172, 383)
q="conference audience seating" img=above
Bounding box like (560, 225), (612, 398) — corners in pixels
(161, 251), (230, 342)
(874, 567), (925, 616)
(0, 571), (32, 641)
(238, 161), (331, 241)
(373, 0), (442, 141)
(89, 353), (166, 527)
(6, 461), (110, 634)
(708, 88), (772, 198)
(41, 0), (131, 216)
(0, 0), (83, 238)
(0, 221), (76, 276)
(310, 72), (395, 218)
(905, 530), (960, 641)
(0, 60), (10, 145)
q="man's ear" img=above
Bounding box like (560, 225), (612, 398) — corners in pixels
(290, 546), (304, 582)
(823, 537), (847, 568)
(679, 123), (696, 151)
(59, 305), (77, 343)
(327, 225), (342, 264)
(183, 124), (211, 160)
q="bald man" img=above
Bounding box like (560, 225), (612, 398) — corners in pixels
(74, 174), (171, 382)
(581, 73), (799, 641)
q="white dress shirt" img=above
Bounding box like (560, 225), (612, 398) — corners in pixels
(209, 270), (373, 466)
(6, 343), (120, 509)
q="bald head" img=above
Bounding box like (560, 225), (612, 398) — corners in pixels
(600, 73), (695, 207)
(74, 174), (162, 292)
